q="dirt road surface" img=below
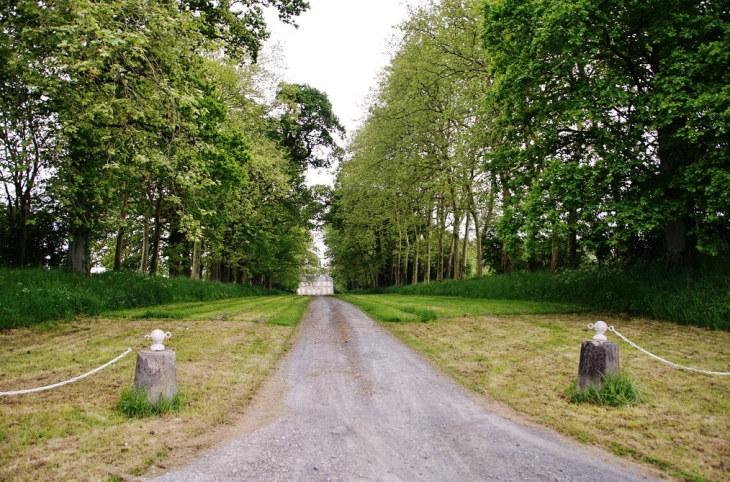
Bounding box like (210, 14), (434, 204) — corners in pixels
(149, 297), (657, 481)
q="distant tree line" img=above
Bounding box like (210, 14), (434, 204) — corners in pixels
(325, 0), (728, 290)
(0, 0), (343, 290)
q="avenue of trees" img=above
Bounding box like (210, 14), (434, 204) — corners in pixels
(326, 0), (729, 290)
(0, 0), (343, 290)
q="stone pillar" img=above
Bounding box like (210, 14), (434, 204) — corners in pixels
(133, 350), (177, 404)
(577, 340), (619, 390)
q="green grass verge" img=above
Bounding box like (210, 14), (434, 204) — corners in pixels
(352, 294), (729, 482)
(266, 296), (312, 326)
(0, 269), (280, 328)
(338, 294), (584, 323)
(365, 259), (730, 330)
(0, 295), (307, 481)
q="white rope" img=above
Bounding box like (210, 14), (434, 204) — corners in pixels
(608, 327), (730, 376)
(0, 348), (134, 396)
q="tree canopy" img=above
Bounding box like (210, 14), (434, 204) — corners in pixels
(325, 0), (729, 290)
(0, 0), (338, 291)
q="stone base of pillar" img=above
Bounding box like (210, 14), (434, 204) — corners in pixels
(577, 341), (619, 391)
(133, 350), (177, 404)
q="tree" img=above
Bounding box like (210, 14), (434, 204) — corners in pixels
(180, 0), (309, 61)
(482, 0), (730, 263)
(270, 83), (345, 175)
(326, 0), (497, 289)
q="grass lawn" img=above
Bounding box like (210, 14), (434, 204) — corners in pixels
(339, 294), (730, 482)
(0, 295), (311, 481)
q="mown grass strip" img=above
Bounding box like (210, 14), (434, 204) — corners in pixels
(349, 294), (730, 482)
(267, 296), (312, 326)
(0, 295), (309, 481)
(339, 294), (584, 322)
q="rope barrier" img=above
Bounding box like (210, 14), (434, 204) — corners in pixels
(608, 327), (730, 376)
(0, 348), (134, 396)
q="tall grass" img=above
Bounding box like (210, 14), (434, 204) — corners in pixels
(0, 269), (279, 329)
(115, 389), (186, 418)
(566, 373), (644, 407)
(372, 259), (730, 330)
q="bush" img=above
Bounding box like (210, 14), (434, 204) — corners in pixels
(566, 372), (644, 407)
(0, 269), (280, 328)
(375, 258), (730, 330)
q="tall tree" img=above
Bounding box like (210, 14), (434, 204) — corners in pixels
(482, 0), (730, 263)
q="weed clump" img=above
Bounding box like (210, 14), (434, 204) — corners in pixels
(566, 373), (644, 407)
(115, 389), (185, 418)
(400, 306), (438, 322)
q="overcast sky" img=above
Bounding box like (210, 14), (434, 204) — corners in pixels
(263, 0), (422, 186)
(262, 1), (422, 261)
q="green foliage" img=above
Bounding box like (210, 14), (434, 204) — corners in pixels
(340, 294), (581, 319)
(399, 306), (439, 323)
(371, 259), (730, 330)
(326, 0), (493, 290)
(338, 296), (439, 323)
(179, 0), (310, 61)
(482, 0), (730, 260)
(327, 0), (729, 293)
(115, 389), (185, 418)
(0, 269), (278, 329)
(271, 83), (345, 171)
(1, 0), (322, 289)
(566, 373), (644, 407)
(266, 296), (311, 326)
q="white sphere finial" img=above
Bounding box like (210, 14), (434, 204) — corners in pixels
(587, 321), (608, 341)
(145, 329), (172, 351)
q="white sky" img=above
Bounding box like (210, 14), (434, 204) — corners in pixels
(263, 1), (422, 263)
(263, 0), (421, 187)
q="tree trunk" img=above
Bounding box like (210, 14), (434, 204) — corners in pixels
(68, 225), (89, 274)
(113, 192), (129, 272)
(167, 226), (185, 277)
(425, 209), (432, 284)
(182, 241), (192, 278)
(412, 226), (419, 285)
(550, 230), (561, 273)
(567, 209), (578, 269)
(472, 207), (482, 277)
(210, 256), (220, 282)
(437, 199), (445, 282)
(403, 231), (410, 286)
(395, 231), (402, 286)
(221, 262), (231, 283)
(190, 240), (201, 280)
(16, 195), (29, 267)
(113, 225), (126, 272)
(450, 216), (460, 280)
(657, 119), (693, 263)
(499, 185), (512, 274)
(139, 216), (150, 273)
(446, 235), (453, 281)
(149, 195), (163, 276)
(461, 210), (470, 279)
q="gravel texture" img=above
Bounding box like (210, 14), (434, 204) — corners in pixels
(149, 296), (658, 482)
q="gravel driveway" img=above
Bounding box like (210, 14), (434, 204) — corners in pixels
(149, 296), (657, 481)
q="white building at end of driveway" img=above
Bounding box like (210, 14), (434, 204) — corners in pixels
(298, 275), (334, 295)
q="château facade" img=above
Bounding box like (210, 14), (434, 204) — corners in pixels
(297, 274), (334, 296)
